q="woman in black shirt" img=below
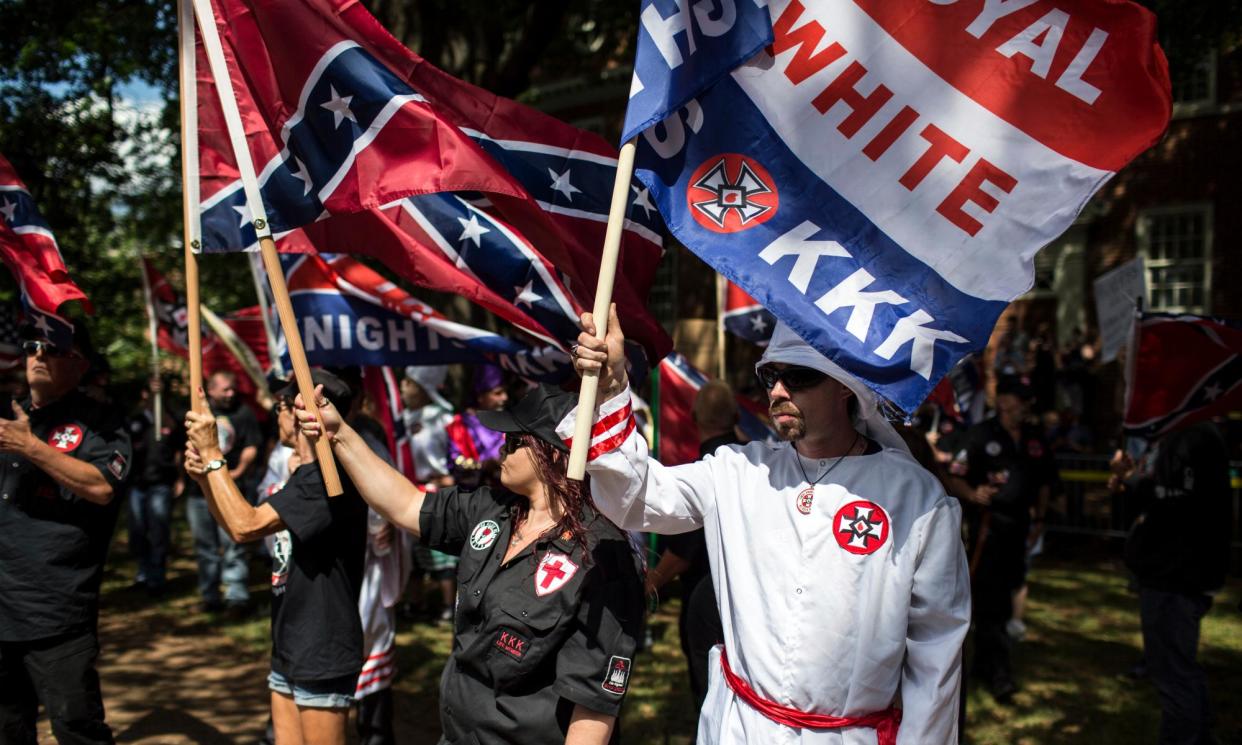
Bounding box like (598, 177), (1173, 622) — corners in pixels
(299, 383), (645, 745)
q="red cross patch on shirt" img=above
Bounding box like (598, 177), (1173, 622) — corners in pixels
(47, 424), (84, 453)
(832, 500), (892, 555)
(535, 552), (578, 597)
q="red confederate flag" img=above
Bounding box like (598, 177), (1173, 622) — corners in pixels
(193, 0), (670, 361)
(0, 153), (91, 344)
(1124, 313), (1242, 439)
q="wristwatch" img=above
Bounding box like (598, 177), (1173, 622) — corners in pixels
(203, 458), (227, 474)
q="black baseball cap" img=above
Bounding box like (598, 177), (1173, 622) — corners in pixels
(275, 369), (355, 415)
(476, 384), (575, 453)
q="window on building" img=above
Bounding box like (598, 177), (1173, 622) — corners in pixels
(1171, 51), (1216, 113)
(1137, 205), (1213, 314)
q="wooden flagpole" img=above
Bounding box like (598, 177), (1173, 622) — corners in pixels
(190, 0), (343, 495)
(138, 259), (164, 440)
(566, 139), (636, 480)
(178, 0), (205, 415)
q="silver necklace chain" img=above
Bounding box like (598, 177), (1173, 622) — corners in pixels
(795, 431), (861, 487)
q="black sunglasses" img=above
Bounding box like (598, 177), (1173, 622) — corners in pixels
(756, 364), (829, 392)
(21, 340), (77, 358)
(500, 432), (528, 456)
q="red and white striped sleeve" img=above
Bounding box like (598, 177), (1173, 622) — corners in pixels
(555, 386), (637, 462)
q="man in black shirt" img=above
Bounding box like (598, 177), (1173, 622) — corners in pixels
(1115, 422), (1232, 745)
(0, 322), (132, 744)
(950, 377), (1057, 702)
(182, 370), (263, 613)
(125, 379), (184, 595)
(184, 370), (366, 745)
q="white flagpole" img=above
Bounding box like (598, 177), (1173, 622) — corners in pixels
(190, 0), (342, 495)
(247, 253), (284, 377)
(139, 260), (163, 440)
(566, 139), (636, 480)
(715, 273), (727, 380)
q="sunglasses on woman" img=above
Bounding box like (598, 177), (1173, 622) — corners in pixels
(500, 432), (528, 456)
(755, 364), (829, 392)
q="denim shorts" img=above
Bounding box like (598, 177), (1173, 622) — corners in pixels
(268, 669), (356, 709)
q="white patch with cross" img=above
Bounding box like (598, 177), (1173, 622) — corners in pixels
(534, 552), (578, 597)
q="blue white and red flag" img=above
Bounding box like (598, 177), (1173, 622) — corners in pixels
(1124, 314), (1242, 440)
(0, 152), (91, 347)
(721, 280), (775, 345)
(659, 352), (773, 466)
(193, 0), (670, 361)
(266, 252), (574, 383)
(624, 0), (1170, 411)
(361, 366), (418, 482)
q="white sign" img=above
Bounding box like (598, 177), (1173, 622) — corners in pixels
(1093, 258), (1146, 363)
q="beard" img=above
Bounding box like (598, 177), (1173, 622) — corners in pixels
(770, 404), (805, 441)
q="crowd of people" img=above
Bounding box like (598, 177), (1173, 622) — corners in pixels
(0, 311), (1233, 745)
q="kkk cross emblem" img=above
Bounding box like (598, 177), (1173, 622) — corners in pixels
(686, 154), (779, 234)
(832, 500), (891, 555)
(47, 424), (84, 453)
(535, 552), (579, 597)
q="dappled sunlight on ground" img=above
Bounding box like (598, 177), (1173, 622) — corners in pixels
(63, 513), (1242, 745)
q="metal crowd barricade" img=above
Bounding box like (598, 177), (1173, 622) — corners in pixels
(1047, 454), (1242, 547)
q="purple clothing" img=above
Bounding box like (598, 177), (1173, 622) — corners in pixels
(472, 364), (504, 395)
(447, 411), (504, 467)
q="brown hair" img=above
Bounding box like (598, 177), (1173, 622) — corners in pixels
(514, 435), (602, 564)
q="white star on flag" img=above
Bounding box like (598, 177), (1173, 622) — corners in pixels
(289, 157), (314, 196)
(631, 185), (654, 219)
(749, 314), (769, 335)
(33, 314), (53, 336)
(514, 280), (542, 308)
(0, 198), (16, 224)
(548, 168), (581, 201)
(321, 85), (357, 129)
(1203, 382), (1223, 401)
(456, 214), (490, 247)
(233, 203), (254, 229)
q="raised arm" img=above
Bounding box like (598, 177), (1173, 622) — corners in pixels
(0, 402), (118, 505)
(294, 385), (428, 536)
(568, 308), (715, 532)
(184, 401), (283, 543)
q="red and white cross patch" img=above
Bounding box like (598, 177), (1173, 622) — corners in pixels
(47, 424), (84, 452)
(535, 552), (578, 597)
(832, 500), (891, 555)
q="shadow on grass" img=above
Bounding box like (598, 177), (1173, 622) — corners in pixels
(965, 560), (1242, 745)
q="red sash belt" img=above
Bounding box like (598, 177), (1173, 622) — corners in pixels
(720, 648), (901, 745)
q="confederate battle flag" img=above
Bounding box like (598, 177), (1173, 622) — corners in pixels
(1124, 313), (1242, 439)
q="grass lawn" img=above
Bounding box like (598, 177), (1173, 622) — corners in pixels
(97, 522), (1242, 744)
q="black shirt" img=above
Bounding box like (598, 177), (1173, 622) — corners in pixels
(420, 486), (645, 745)
(1124, 423), (1233, 595)
(183, 402), (263, 501)
(953, 417), (1059, 529)
(265, 463), (368, 681)
(0, 392), (132, 641)
(128, 408), (185, 486)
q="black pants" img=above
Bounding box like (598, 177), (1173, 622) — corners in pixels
(0, 630), (113, 745)
(970, 524), (1025, 693)
(1140, 588), (1215, 745)
(683, 578), (723, 719)
(356, 688), (395, 745)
